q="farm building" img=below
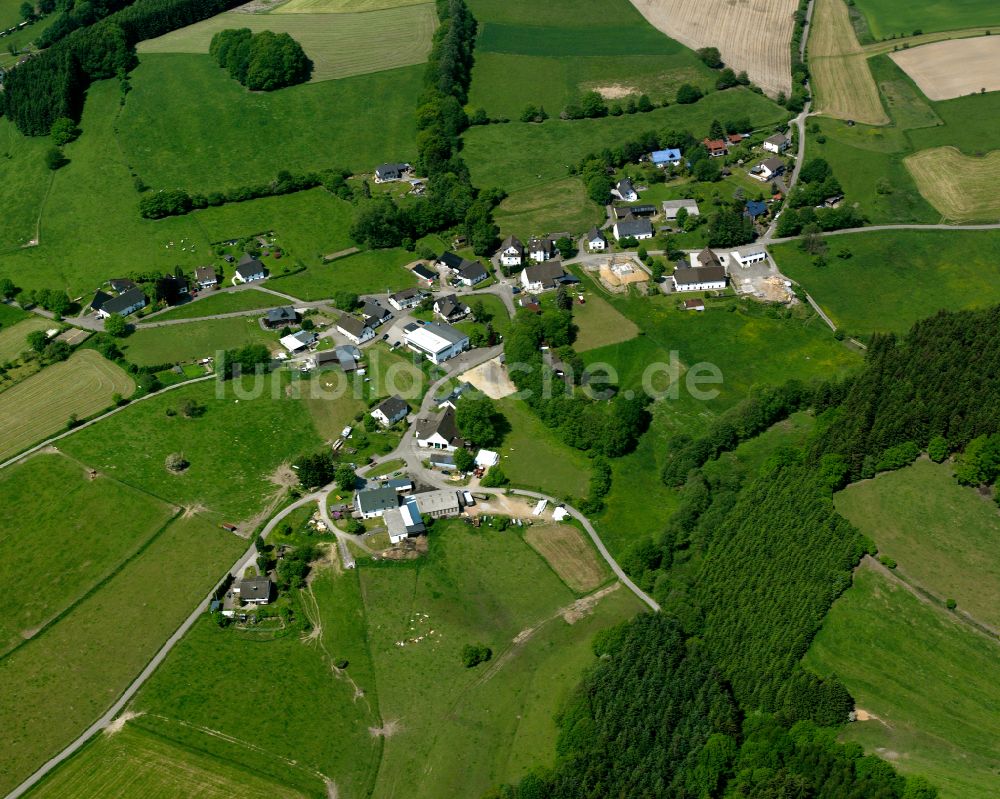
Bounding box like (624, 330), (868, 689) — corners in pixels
(528, 237), (558, 262)
(374, 162), (411, 183)
(732, 249), (768, 268)
(388, 287), (427, 311)
(498, 235), (525, 267)
(109, 278), (136, 293)
(280, 330), (317, 353)
(520, 260), (566, 292)
(412, 489), (462, 518)
(195, 266), (217, 288)
(404, 322), (469, 364)
(763, 133), (791, 153)
(336, 313), (375, 345)
(233, 254), (266, 284)
(586, 227), (607, 251)
(264, 306), (298, 328)
(437, 251), (465, 271)
(384, 496), (426, 543)
(612, 215), (654, 241)
(662, 199), (700, 220)
(415, 406), (464, 451)
(434, 294), (469, 322)
(354, 486), (399, 519)
(650, 148), (682, 167)
(371, 395), (409, 427)
(310, 346), (361, 372)
(412, 264), (437, 284)
(673, 250), (728, 292)
(612, 178), (638, 201)
(95, 287), (147, 319)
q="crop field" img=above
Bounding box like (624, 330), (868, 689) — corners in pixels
(123, 317), (278, 366)
(808, 0), (889, 124)
(269, 248), (417, 300)
(59, 374), (323, 520)
(361, 520), (643, 797)
(571, 289), (640, 352)
(891, 36), (1000, 100)
(0, 513), (244, 797)
(0, 454), (176, 657)
(496, 398), (593, 498)
(0, 351), (135, 462)
(464, 88), (790, 193)
(148, 290), (288, 322)
(0, 317), (53, 361)
(852, 0), (1000, 40)
(629, 0), (797, 96)
(836, 458), (1000, 629)
(27, 725), (309, 799)
(523, 523), (610, 593)
(117, 56), (421, 194)
(138, 4), (435, 82)
(127, 568), (381, 797)
(493, 177), (604, 242)
(771, 230), (1000, 336)
(905, 147), (1000, 221)
(274, 0), (427, 12)
(805, 565), (1000, 798)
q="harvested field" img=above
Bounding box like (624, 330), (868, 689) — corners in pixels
(459, 357), (517, 399)
(274, 0), (426, 11)
(628, 0), (796, 96)
(0, 317), (52, 361)
(572, 291), (639, 352)
(137, 4), (437, 82)
(905, 147), (1000, 222)
(890, 37), (1000, 100)
(0, 351), (135, 462)
(809, 0), (888, 124)
(524, 524), (609, 593)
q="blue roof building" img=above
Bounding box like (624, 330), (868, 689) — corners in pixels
(745, 200), (768, 219)
(651, 148), (682, 166)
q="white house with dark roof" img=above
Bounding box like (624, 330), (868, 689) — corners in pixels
(751, 157), (786, 182)
(361, 300), (391, 328)
(612, 178), (638, 202)
(672, 248), (728, 292)
(336, 313), (375, 345)
(528, 237), (558, 262)
(498, 235), (525, 268)
(354, 486), (399, 518)
(404, 321), (469, 364)
(388, 287), (427, 311)
(234, 577), (272, 606)
(520, 260), (566, 292)
(195, 265), (217, 289)
(374, 162), (411, 183)
(434, 294), (469, 322)
(612, 215), (654, 241)
(455, 260), (489, 286)
(586, 227), (607, 251)
(371, 395), (409, 427)
(233, 254), (266, 284)
(415, 406), (464, 450)
(763, 133), (791, 154)
(96, 287), (147, 319)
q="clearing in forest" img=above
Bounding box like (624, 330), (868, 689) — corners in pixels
(890, 36), (1000, 100)
(904, 146), (1000, 222)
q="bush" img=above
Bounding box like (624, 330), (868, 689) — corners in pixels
(480, 465), (508, 487)
(946, 598), (957, 610)
(45, 147), (68, 170)
(928, 435), (948, 463)
(165, 452), (189, 472)
(877, 555), (896, 569)
(461, 643), (492, 668)
(874, 441), (920, 473)
(676, 83), (703, 104)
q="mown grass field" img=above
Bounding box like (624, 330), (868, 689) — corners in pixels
(905, 146), (1000, 221)
(269, 248), (417, 300)
(123, 317), (278, 366)
(147, 289), (287, 322)
(138, 4), (436, 82)
(27, 725), (309, 799)
(464, 88), (790, 194)
(127, 567), (382, 798)
(0, 117), (52, 250)
(361, 520), (643, 797)
(805, 565), (1000, 799)
(572, 288), (639, 352)
(493, 176), (603, 241)
(524, 523), (610, 593)
(772, 230), (1000, 337)
(853, 0), (1000, 40)
(496, 397), (593, 498)
(274, 0), (427, 11)
(0, 454), (176, 657)
(0, 317), (52, 361)
(0, 513), (244, 797)
(59, 374), (323, 520)
(836, 458), (1000, 628)
(117, 56), (422, 192)
(0, 350), (135, 462)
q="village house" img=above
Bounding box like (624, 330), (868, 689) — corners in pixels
(727, 133), (744, 147)
(744, 200), (768, 220)
(455, 259), (489, 287)
(763, 133), (791, 154)
(233, 576), (272, 606)
(498, 235), (525, 268)
(520, 260), (566, 293)
(528, 236), (558, 262)
(95, 286), (147, 319)
(611, 178), (638, 202)
(672, 248), (728, 292)
(412, 489), (463, 518)
(336, 313), (375, 345)
(661, 199), (700, 221)
(354, 486), (399, 519)
(751, 157), (786, 182)
(388, 287), (426, 311)
(361, 300), (391, 328)
(415, 406), (464, 450)
(280, 329), (317, 353)
(612, 214), (654, 241)
(233, 254), (266, 284)
(650, 148), (682, 167)
(703, 138), (727, 157)
(195, 265), (217, 289)
(404, 321), (469, 364)
(374, 162), (411, 183)
(586, 227), (607, 251)
(371, 395), (409, 427)
(434, 294), (469, 322)
(264, 306), (298, 329)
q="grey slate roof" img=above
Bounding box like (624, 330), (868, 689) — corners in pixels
(673, 265), (727, 285)
(235, 253), (265, 280)
(586, 227), (606, 242)
(500, 235), (524, 254)
(336, 313), (369, 338)
(615, 215), (653, 238)
(422, 321), (468, 346)
(522, 260), (566, 287)
(238, 577), (272, 602)
(356, 486), (399, 515)
(90, 290), (113, 311)
(100, 286), (146, 315)
(374, 394), (409, 421)
(415, 406), (464, 447)
(438, 251), (465, 270)
(266, 306), (297, 324)
(457, 260), (488, 282)
(435, 294), (466, 319)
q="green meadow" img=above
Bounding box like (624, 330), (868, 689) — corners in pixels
(123, 317), (279, 366)
(493, 176), (604, 240)
(147, 289), (288, 321)
(836, 458), (1000, 628)
(0, 118), (52, 251)
(805, 566), (1000, 799)
(771, 229), (1000, 337)
(853, 0), (1000, 39)
(269, 248), (417, 299)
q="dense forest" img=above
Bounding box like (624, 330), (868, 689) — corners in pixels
(492, 304), (1000, 798)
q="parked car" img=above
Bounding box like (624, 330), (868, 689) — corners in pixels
(381, 333), (389, 340)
